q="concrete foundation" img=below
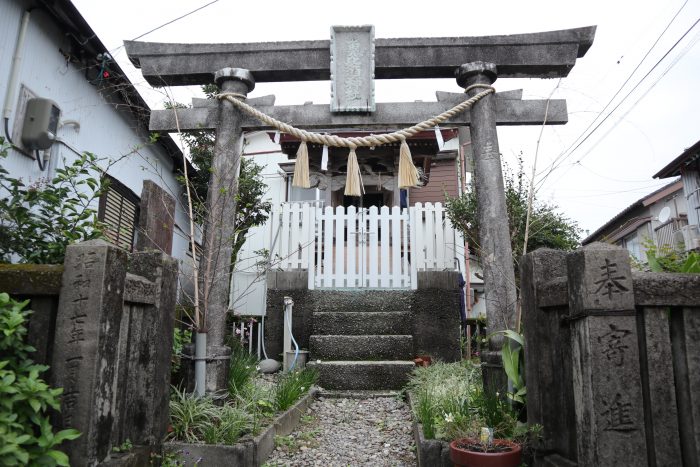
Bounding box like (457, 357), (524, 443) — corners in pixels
(265, 270), (462, 364)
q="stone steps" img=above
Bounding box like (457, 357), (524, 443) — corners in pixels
(308, 361), (415, 390)
(312, 311), (412, 336)
(308, 290), (414, 314)
(305, 293), (417, 391)
(310, 335), (413, 360)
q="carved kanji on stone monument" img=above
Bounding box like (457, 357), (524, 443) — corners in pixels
(568, 243), (647, 466)
(331, 25), (375, 112)
(598, 323), (632, 366)
(593, 258), (629, 300)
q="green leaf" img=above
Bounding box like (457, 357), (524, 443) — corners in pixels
(46, 450), (70, 466)
(499, 329), (524, 346)
(53, 429), (81, 443)
(501, 342), (521, 389)
(28, 398), (41, 412)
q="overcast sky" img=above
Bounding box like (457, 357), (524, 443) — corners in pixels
(72, 0), (700, 236)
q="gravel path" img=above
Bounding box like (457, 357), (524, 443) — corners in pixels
(265, 396), (417, 466)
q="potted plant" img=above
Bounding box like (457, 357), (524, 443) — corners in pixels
(448, 389), (527, 467)
(414, 354), (432, 367)
(449, 435), (522, 467)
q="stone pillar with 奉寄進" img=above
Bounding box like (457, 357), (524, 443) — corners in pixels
(567, 243), (647, 466)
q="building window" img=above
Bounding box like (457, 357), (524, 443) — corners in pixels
(98, 176), (140, 251)
(623, 232), (645, 263)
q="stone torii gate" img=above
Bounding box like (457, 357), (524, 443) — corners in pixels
(125, 25), (595, 392)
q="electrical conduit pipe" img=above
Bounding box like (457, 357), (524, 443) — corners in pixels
(283, 296), (299, 372)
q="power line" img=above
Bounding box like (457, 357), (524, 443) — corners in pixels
(542, 0), (688, 174)
(537, 13), (700, 191)
(568, 28), (700, 167)
(109, 0), (220, 54)
(563, 16), (700, 163)
(131, 0), (220, 42)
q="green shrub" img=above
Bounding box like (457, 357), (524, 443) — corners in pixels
(168, 387), (253, 445)
(227, 341), (259, 398)
(274, 368), (319, 412)
(168, 387), (219, 443)
(171, 327), (192, 376)
(408, 360), (491, 441)
(200, 404), (251, 445)
(0, 139), (105, 264)
(0, 293), (80, 466)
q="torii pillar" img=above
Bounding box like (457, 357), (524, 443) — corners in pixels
(458, 62), (517, 392)
(199, 68), (254, 392)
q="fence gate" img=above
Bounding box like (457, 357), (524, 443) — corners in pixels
(313, 205), (413, 289)
(264, 202), (466, 290)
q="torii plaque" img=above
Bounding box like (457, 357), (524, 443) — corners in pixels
(126, 25), (595, 393)
(330, 25), (375, 112)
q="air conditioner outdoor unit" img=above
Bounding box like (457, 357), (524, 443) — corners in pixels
(672, 225), (700, 251)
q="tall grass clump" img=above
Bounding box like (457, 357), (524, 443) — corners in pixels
(406, 360), (483, 441)
(169, 339), (319, 446)
(169, 387), (253, 445)
(200, 404), (252, 445)
(415, 387), (436, 439)
(227, 340), (259, 397)
(168, 387), (220, 443)
(275, 368), (319, 411)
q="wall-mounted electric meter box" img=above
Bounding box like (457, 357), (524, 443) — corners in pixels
(20, 98), (61, 150)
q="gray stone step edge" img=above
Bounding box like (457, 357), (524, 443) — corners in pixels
(318, 389), (403, 399)
(312, 311), (413, 335)
(309, 334), (414, 360)
(309, 360), (416, 390)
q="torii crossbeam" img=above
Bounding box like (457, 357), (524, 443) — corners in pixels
(125, 25), (595, 394)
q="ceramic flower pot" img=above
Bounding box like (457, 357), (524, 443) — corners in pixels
(449, 438), (522, 467)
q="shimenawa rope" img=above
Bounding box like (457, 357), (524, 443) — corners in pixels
(217, 84), (495, 194)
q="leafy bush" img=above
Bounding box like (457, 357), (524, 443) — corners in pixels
(227, 340), (259, 398)
(274, 367), (319, 412)
(407, 361), (482, 441)
(171, 327), (192, 376)
(0, 139), (105, 264)
(445, 156), (581, 275)
(0, 293), (80, 466)
(638, 237), (700, 273)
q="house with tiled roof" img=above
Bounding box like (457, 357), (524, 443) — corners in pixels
(582, 140), (700, 260)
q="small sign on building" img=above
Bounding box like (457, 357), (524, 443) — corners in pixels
(330, 25), (375, 113)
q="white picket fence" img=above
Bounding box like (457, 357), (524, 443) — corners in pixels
(265, 202), (465, 290)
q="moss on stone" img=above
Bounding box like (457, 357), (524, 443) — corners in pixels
(0, 264), (64, 295)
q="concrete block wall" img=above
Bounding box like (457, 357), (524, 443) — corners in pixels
(264, 270), (462, 363)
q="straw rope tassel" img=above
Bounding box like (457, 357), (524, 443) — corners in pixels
(292, 141), (310, 188)
(344, 148), (363, 197)
(398, 139), (419, 188)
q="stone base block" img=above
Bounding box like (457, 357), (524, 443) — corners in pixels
(310, 335), (413, 360)
(312, 311), (412, 335)
(309, 360), (415, 390)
